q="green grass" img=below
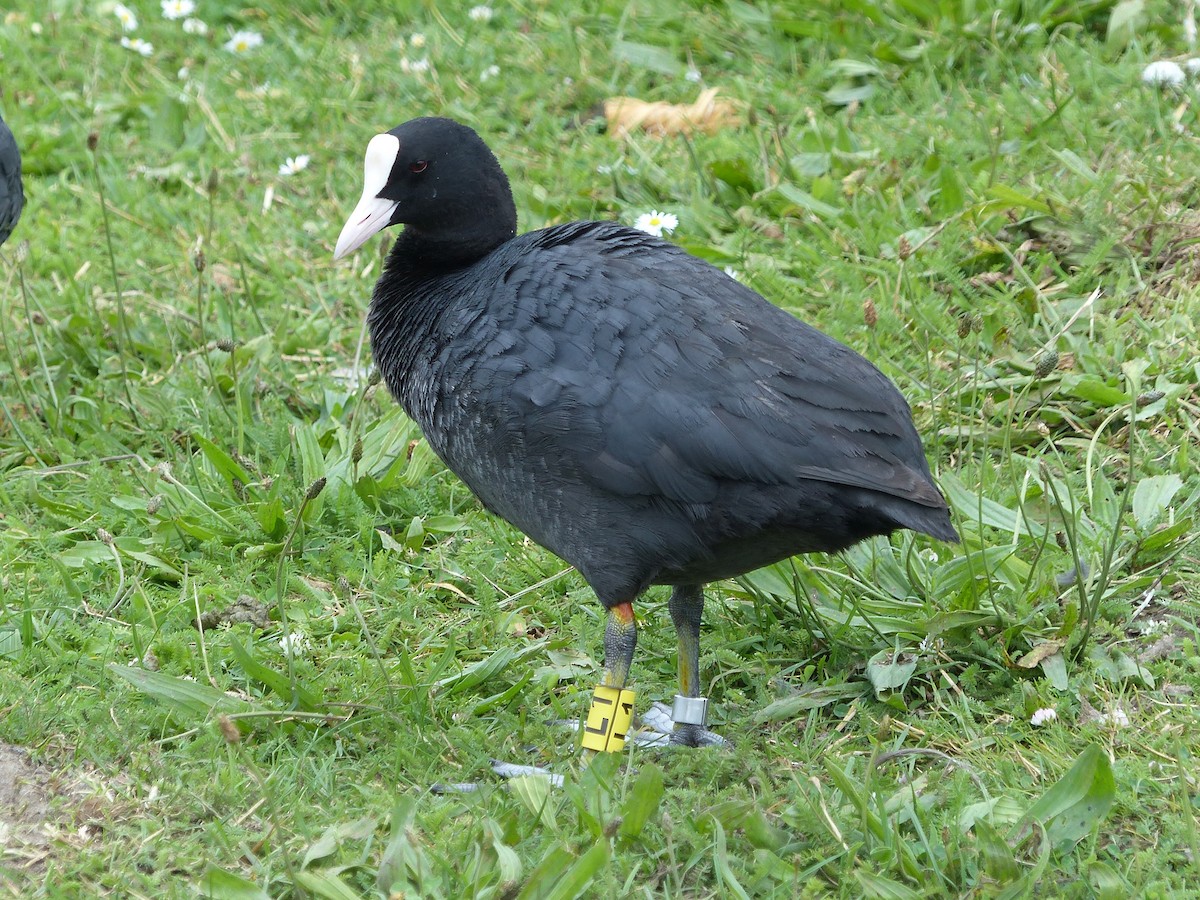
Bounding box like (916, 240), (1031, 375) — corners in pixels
(2, 0), (1200, 896)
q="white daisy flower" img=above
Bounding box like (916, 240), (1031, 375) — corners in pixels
(469, 5), (494, 21)
(278, 632), (311, 658)
(182, 17), (208, 34)
(161, 0), (195, 19)
(114, 3), (138, 31)
(400, 57), (430, 74)
(224, 30), (263, 54)
(278, 154), (310, 177)
(409, 33), (426, 48)
(481, 64), (500, 81)
(1100, 707), (1131, 728)
(633, 210), (678, 237)
(1142, 60), (1186, 87)
(177, 65), (189, 79)
(120, 36), (154, 56)
(1030, 707), (1057, 727)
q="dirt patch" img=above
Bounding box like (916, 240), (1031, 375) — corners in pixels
(0, 742), (53, 879)
(1127, 205), (1200, 307)
(1, 742), (150, 888)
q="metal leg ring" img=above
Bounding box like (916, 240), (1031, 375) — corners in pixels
(671, 694), (709, 727)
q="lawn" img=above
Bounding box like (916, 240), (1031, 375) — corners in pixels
(2, 0), (1199, 896)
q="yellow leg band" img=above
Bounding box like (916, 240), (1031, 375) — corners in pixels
(581, 684), (636, 752)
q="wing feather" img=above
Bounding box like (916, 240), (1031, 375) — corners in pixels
(489, 222), (945, 513)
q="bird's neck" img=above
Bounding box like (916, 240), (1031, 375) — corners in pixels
(366, 187), (517, 402)
(393, 217), (515, 271)
(366, 231), (493, 409)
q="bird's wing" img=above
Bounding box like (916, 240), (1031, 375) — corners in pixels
(490, 223), (945, 510)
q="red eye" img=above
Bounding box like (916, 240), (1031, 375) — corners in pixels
(409, 160), (429, 173)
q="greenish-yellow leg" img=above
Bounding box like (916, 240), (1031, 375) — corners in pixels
(602, 601), (637, 688)
(669, 584), (717, 747)
(580, 602), (638, 753)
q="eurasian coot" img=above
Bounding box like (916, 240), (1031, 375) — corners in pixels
(0, 113), (23, 247)
(335, 117), (958, 748)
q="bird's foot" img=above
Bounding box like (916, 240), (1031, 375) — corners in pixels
(669, 722), (729, 748)
(430, 698), (728, 792)
(430, 758), (564, 794)
(488, 758), (565, 786)
(641, 701), (730, 748)
(491, 697), (727, 755)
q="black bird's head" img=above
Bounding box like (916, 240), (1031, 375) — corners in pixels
(334, 116), (517, 264)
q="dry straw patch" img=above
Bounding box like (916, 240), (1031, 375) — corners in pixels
(603, 88), (743, 138)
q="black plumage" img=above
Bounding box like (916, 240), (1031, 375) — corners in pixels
(336, 117), (958, 746)
(0, 113), (23, 247)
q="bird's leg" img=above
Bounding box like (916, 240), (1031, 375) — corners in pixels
(601, 601), (637, 689)
(668, 584), (723, 747)
(581, 602), (638, 753)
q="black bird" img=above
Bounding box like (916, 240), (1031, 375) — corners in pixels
(335, 117), (958, 748)
(0, 113), (23, 247)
